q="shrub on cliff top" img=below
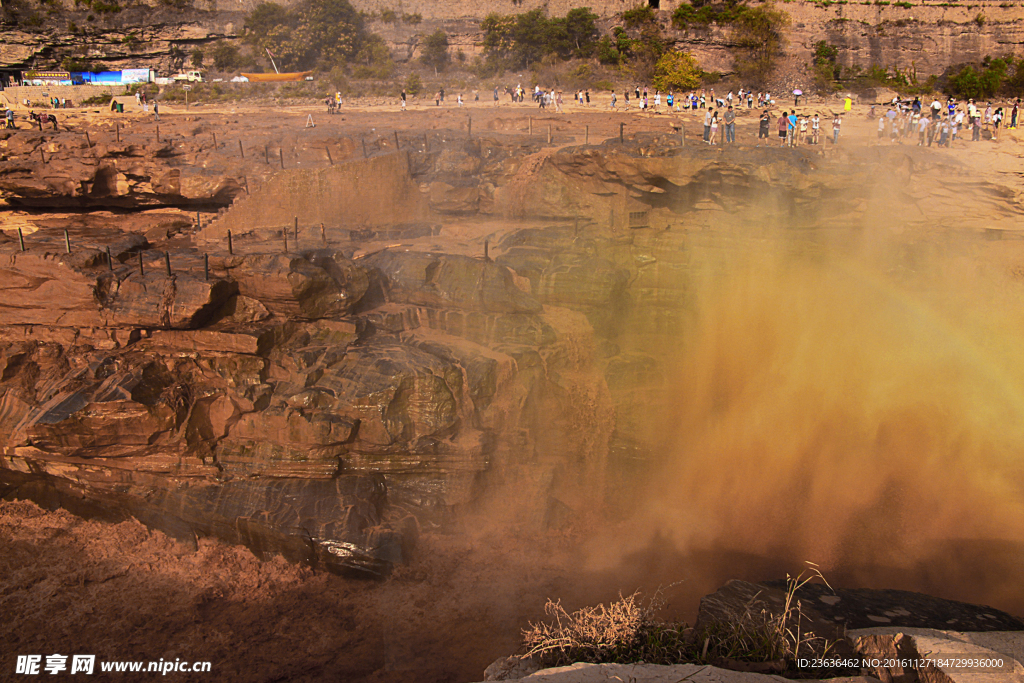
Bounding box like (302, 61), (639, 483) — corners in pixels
(652, 51), (703, 91)
(946, 55), (1019, 99)
(622, 4), (657, 28)
(672, 0), (751, 30)
(730, 2), (790, 86)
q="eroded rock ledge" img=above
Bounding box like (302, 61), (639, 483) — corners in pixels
(0, 226), (604, 575)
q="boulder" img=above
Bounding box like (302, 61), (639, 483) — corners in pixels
(313, 339), (464, 450)
(228, 251), (368, 319)
(429, 181), (483, 214)
(0, 251), (235, 330)
(483, 655), (540, 681)
(497, 250), (628, 309)
(403, 331), (516, 411)
(1, 465), (399, 577)
(0, 251), (103, 327)
(475, 661), (876, 683)
(103, 271), (237, 329)
(760, 580), (1024, 632)
(850, 627), (1024, 683)
(365, 250), (542, 314)
(696, 579), (849, 645)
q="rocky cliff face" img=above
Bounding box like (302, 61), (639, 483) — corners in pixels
(1, 17), (237, 74)
(360, 1), (1024, 80)
(4, 108), (1024, 578)
(0, 128), (620, 576)
(0, 229), (610, 574)
(2, 1), (1021, 84)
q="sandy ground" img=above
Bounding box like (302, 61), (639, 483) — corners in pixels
(7, 92), (1021, 235)
(19, 90), (1024, 154)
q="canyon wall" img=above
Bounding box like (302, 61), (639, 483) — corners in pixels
(360, 1), (1024, 79)
(1, 1), (1023, 81)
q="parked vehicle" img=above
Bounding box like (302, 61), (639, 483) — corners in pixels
(171, 71), (204, 83)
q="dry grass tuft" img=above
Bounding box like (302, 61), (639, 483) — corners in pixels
(522, 588), (692, 667)
(522, 564), (848, 676)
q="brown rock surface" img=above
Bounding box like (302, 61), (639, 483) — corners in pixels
(1, 99), (1024, 683)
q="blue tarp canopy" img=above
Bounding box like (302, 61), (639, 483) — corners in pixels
(71, 71), (122, 84)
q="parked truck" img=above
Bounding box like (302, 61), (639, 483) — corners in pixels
(171, 70), (203, 83)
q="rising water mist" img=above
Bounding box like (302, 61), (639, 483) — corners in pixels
(590, 227), (1024, 615)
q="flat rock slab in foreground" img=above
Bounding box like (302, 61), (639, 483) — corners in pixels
(476, 661), (874, 683)
(849, 628), (1024, 683)
(478, 630), (1024, 683)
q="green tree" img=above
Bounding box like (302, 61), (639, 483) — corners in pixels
(212, 43), (241, 71)
(169, 45), (187, 71)
(353, 33), (395, 79)
(564, 7), (599, 57)
(243, 2), (298, 67)
(731, 3), (789, 86)
(629, 23), (666, 81)
(61, 57), (89, 72)
(622, 4), (656, 28)
(597, 35), (624, 66)
(672, 0), (748, 30)
(509, 9), (555, 67)
(812, 40), (840, 90)
(421, 29), (450, 74)
(243, 0), (365, 71)
(1004, 58), (1024, 95)
(947, 57), (1013, 99)
(979, 55), (1011, 96)
(244, 2), (293, 39)
(652, 51), (702, 91)
(481, 8), (600, 70)
(405, 73), (422, 95)
(292, 0), (365, 69)
(191, 48), (204, 68)
(949, 66), (983, 100)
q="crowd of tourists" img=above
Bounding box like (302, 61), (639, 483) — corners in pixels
(395, 81), (1022, 149)
(868, 95), (1020, 146)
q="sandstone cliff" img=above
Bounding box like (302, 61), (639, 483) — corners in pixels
(2, 1), (1022, 86)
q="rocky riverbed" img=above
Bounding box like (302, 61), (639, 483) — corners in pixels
(2, 100), (1024, 681)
